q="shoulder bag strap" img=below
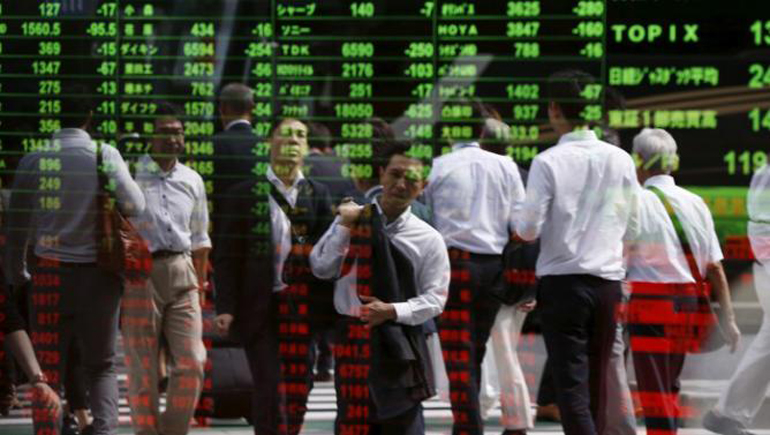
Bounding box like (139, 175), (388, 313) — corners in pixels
(95, 141), (109, 196)
(647, 185), (703, 282)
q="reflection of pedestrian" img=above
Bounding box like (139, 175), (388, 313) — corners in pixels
(310, 141), (449, 434)
(425, 101), (526, 435)
(124, 102), (210, 435)
(214, 118), (335, 435)
(625, 128), (740, 435)
(516, 70), (638, 435)
(212, 83), (259, 233)
(5, 84), (145, 435)
(704, 162), (770, 435)
(1, 275), (62, 435)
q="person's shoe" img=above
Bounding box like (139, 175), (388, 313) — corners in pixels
(0, 387), (18, 416)
(536, 403), (561, 422)
(703, 409), (755, 435)
(61, 415), (81, 435)
(313, 371), (332, 382)
(158, 376), (169, 394)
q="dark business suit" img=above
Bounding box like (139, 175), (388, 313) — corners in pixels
(212, 122), (261, 234)
(214, 176), (335, 435)
(304, 151), (356, 203)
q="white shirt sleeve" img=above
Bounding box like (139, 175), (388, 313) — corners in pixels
(309, 217), (352, 280)
(701, 199), (724, 265)
(505, 160), (527, 234)
(516, 157), (553, 241)
(623, 178), (643, 244)
(191, 175), (212, 250)
(103, 145), (145, 216)
(391, 235), (450, 325)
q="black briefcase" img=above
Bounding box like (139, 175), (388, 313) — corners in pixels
(197, 345), (254, 421)
(490, 239), (539, 306)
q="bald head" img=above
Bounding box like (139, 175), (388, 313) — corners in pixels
(219, 83), (254, 125)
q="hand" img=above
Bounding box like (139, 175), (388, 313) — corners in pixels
(214, 314), (234, 337)
(722, 317), (741, 353)
(359, 295), (397, 329)
(31, 383), (61, 419)
(517, 299), (537, 312)
(198, 278), (209, 307)
(510, 232), (527, 244)
(338, 201), (364, 228)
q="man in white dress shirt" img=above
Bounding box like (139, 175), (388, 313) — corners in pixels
(624, 128), (740, 435)
(311, 141), (450, 434)
(123, 102), (210, 435)
(704, 163), (768, 435)
(423, 102), (527, 435)
(515, 70), (639, 435)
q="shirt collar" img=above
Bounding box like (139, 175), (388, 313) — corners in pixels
(373, 196), (412, 231)
(557, 129), (598, 145)
(224, 119), (251, 131)
(364, 185), (383, 200)
(452, 141), (480, 151)
(267, 164), (305, 191)
(52, 128), (91, 147)
(138, 154), (177, 177)
(644, 174), (676, 189)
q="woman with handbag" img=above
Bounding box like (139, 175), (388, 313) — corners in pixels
(625, 128), (741, 435)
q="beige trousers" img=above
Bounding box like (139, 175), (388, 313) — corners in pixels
(122, 254), (206, 435)
(480, 305), (534, 430)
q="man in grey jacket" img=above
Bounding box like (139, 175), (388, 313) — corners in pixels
(4, 84), (145, 435)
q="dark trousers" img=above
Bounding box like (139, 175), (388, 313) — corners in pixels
(438, 250), (502, 435)
(539, 274), (623, 435)
(537, 357), (557, 406)
(313, 329), (334, 375)
(243, 289), (315, 435)
(333, 317), (425, 435)
(629, 294), (687, 435)
(63, 341), (89, 411)
(30, 259), (122, 435)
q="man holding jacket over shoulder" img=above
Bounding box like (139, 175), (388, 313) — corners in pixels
(310, 141), (450, 435)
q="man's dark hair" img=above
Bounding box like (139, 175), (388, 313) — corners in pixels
(437, 98), (491, 144)
(377, 140), (427, 172)
(308, 121), (332, 152)
(218, 83), (254, 115)
(547, 69), (597, 123)
(60, 83), (94, 129)
(365, 117), (395, 177)
(154, 100), (184, 121)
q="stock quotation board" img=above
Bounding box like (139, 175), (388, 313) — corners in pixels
(0, 0), (767, 257)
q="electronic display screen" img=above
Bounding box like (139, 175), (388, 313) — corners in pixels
(0, 0), (768, 433)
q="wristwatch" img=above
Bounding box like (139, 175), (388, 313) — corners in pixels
(30, 372), (48, 386)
